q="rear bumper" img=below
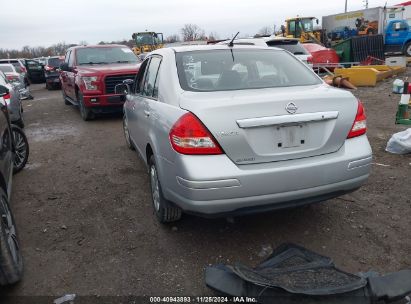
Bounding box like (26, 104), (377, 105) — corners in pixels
(160, 135), (372, 215)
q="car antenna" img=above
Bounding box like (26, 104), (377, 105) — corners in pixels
(228, 32), (240, 47)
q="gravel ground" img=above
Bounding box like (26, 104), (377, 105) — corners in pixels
(0, 75), (410, 298)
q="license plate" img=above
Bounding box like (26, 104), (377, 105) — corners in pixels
(278, 125), (305, 148)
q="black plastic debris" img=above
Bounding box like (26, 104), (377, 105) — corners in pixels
(205, 243), (411, 304)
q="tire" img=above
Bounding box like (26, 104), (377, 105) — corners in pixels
(45, 83), (50, 90)
(62, 89), (71, 105)
(148, 155), (182, 223)
(0, 187), (23, 285)
(123, 115), (134, 150)
(405, 42), (411, 57)
(78, 92), (94, 121)
(11, 125), (29, 174)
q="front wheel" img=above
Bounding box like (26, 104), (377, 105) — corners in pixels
(12, 125), (29, 174)
(0, 187), (23, 285)
(405, 42), (411, 57)
(149, 155), (182, 223)
(78, 92), (94, 121)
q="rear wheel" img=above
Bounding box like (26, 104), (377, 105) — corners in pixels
(62, 89), (71, 105)
(78, 92), (94, 121)
(149, 155), (182, 223)
(12, 125), (29, 174)
(0, 188), (23, 285)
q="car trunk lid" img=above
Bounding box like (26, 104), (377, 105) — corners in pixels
(179, 84), (358, 165)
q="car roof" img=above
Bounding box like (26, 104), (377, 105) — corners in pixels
(69, 44), (129, 50)
(0, 63), (14, 68)
(167, 44), (281, 53)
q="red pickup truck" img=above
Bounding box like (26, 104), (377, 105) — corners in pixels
(60, 45), (140, 120)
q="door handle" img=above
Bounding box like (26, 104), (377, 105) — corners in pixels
(144, 110), (150, 117)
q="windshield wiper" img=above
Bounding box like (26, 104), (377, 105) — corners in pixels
(79, 62), (108, 65)
(113, 60), (132, 63)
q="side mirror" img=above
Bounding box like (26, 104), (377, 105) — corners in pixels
(115, 79), (134, 95)
(0, 85), (9, 97)
(60, 63), (69, 72)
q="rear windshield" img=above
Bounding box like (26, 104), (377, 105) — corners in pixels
(266, 40), (309, 55)
(0, 65), (14, 73)
(47, 58), (64, 67)
(76, 47), (138, 65)
(176, 49), (320, 92)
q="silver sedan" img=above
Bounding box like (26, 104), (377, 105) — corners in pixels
(0, 71), (24, 128)
(118, 45), (372, 223)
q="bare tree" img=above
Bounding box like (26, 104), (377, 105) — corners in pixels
(256, 26), (273, 37)
(181, 24), (206, 41)
(165, 34), (181, 43)
(208, 32), (220, 41)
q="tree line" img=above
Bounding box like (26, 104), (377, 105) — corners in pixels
(0, 24), (275, 59)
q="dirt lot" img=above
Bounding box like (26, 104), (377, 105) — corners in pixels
(1, 75), (411, 298)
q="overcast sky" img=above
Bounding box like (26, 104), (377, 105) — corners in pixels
(0, 0), (403, 49)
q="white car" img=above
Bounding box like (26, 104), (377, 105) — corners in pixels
(217, 37), (313, 68)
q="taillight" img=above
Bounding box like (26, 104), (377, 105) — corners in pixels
(20, 66), (26, 73)
(45, 65), (53, 71)
(347, 100), (367, 139)
(307, 56), (313, 64)
(3, 93), (11, 100)
(169, 113), (223, 155)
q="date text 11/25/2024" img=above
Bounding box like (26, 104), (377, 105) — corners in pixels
(149, 297), (257, 303)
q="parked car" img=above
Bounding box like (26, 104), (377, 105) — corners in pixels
(0, 59), (29, 86)
(60, 44), (140, 120)
(44, 56), (64, 90)
(0, 71), (24, 128)
(118, 45), (372, 223)
(23, 59), (45, 83)
(0, 63), (26, 86)
(0, 84), (24, 285)
(217, 37), (313, 67)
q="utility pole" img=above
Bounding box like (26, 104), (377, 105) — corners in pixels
(364, 0), (369, 8)
(345, 0), (348, 12)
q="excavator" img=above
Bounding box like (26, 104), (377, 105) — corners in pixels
(131, 31), (164, 56)
(281, 17), (325, 45)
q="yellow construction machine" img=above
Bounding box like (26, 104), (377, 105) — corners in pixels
(131, 31), (164, 56)
(281, 17), (324, 45)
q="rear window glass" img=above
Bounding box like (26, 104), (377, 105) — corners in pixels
(0, 65), (14, 73)
(76, 47), (138, 65)
(176, 49), (320, 92)
(47, 58), (64, 67)
(266, 40), (309, 55)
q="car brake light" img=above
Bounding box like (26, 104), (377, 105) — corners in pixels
(307, 56), (313, 64)
(169, 113), (223, 155)
(45, 65), (53, 71)
(20, 66), (26, 73)
(347, 100), (367, 139)
(2, 93), (11, 101)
